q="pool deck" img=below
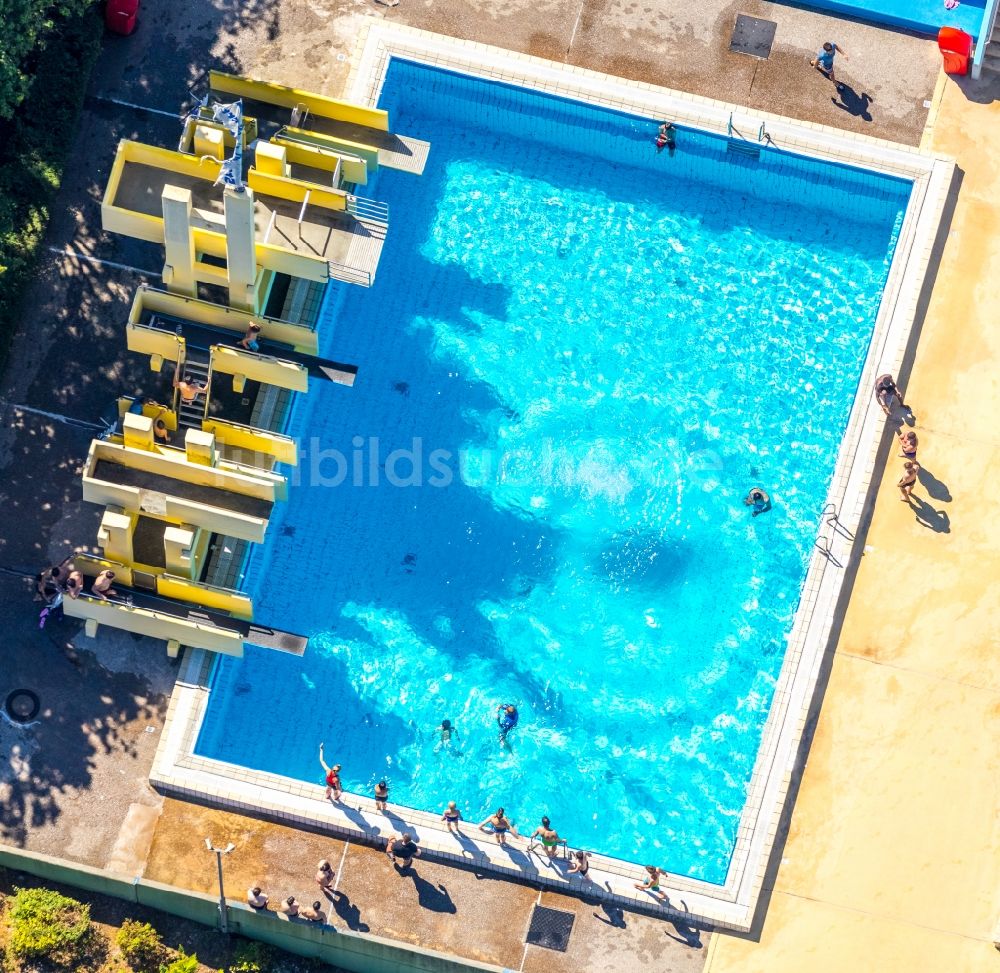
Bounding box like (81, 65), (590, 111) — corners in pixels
(0, 0), (994, 969)
(141, 798), (708, 971)
(701, 69), (1000, 973)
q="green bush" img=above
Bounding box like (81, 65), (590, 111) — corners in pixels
(0, 4), (103, 375)
(228, 940), (274, 973)
(6, 886), (91, 965)
(117, 919), (165, 970)
(160, 947), (199, 973)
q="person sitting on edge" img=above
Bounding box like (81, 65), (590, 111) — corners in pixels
(64, 570), (84, 600)
(874, 373), (906, 416)
(92, 569), (120, 602)
(247, 886), (269, 910)
(656, 121), (677, 156)
(568, 850), (591, 879)
(279, 896), (299, 917)
(744, 487), (771, 517)
(238, 322), (263, 352)
(374, 779), (389, 811)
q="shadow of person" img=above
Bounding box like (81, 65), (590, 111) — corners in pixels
(592, 902), (627, 928)
(909, 496), (951, 533)
(339, 803), (377, 835)
(325, 889), (370, 932)
(832, 82), (874, 121)
(408, 871), (457, 914)
(917, 466), (952, 502)
(665, 919), (704, 948)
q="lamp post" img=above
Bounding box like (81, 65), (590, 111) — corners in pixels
(204, 837), (236, 934)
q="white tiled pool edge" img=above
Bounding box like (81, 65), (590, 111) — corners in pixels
(150, 25), (956, 933)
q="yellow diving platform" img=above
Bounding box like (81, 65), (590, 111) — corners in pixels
(102, 140), (387, 290)
(207, 70), (430, 177)
(62, 556), (306, 658)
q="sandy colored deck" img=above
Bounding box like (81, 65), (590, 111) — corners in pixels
(702, 71), (1000, 973)
(142, 800), (707, 972)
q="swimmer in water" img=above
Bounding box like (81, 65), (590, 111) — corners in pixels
(656, 121), (677, 156)
(436, 718), (459, 746)
(497, 703), (519, 745)
(743, 487), (771, 517)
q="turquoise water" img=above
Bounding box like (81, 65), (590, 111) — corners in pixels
(196, 62), (911, 883)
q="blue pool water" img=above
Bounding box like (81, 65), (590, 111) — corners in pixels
(196, 61), (911, 883)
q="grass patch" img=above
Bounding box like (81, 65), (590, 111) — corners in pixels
(0, 4), (103, 376)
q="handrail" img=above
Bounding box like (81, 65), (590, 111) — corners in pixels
(346, 192), (389, 225)
(327, 259), (371, 287)
(972, 0), (1000, 79)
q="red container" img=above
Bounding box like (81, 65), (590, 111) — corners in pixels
(938, 27), (972, 75)
(105, 0), (139, 36)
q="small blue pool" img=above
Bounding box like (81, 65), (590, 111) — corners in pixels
(196, 61), (912, 884)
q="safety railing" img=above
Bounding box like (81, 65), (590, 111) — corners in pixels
(327, 260), (372, 287)
(972, 0), (1000, 79)
(346, 193), (389, 226)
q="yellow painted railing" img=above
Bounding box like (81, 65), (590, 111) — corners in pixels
(210, 70), (390, 131)
(276, 128), (379, 173)
(131, 286), (319, 355)
(210, 346), (310, 393)
(247, 168), (347, 211)
(157, 573), (253, 620)
(270, 137), (368, 186)
(204, 418), (298, 465)
(63, 595), (244, 655)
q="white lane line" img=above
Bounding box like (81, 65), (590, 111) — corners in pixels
(89, 94), (181, 119)
(47, 246), (157, 277)
(332, 840), (350, 892)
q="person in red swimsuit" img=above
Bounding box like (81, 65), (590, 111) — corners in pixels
(318, 742), (342, 802)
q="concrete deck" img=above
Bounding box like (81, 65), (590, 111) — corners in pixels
(143, 799), (708, 972)
(114, 160), (359, 268)
(702, 69), (1000, 973)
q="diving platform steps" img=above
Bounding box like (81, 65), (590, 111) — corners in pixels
(64, 583), (307, 656)
(177, 351), (210, 431)
(151, 314), (358, 387)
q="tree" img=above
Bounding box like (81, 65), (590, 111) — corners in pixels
(0, 1), (96, 119)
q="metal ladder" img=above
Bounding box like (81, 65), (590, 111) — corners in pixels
(175, 349), (211, 431)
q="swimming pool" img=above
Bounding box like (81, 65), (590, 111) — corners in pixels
(195, 60), (912, 884)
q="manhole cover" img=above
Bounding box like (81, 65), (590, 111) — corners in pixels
(5, 690), (40, 723)
(731, 14), (777, 59)
(525, 905), (575, 952)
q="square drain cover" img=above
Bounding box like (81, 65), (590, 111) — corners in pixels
(526, 905), (575, 951)
(731, 14), (777, 58)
